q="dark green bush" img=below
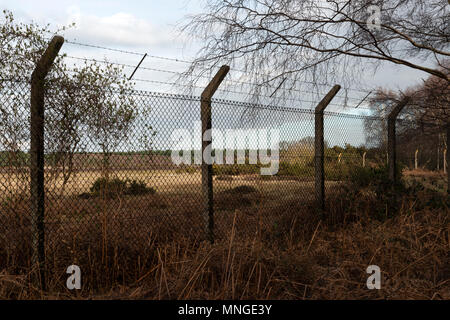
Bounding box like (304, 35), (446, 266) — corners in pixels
(347, 165), (389, 188)
(127, 179), (156, 195)
(212, 163), (260, 176)
(276, 162), (312, 177)
(87, 177), (155, 198)
(90, 177), (127, 196)
(0, 151), (29, 167)
(334, 164), (414, 221)
(325, 163), (349, 181)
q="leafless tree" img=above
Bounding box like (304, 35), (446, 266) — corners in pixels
(368, 63), (449, 129)
(365, 63), (449, 169)
(181, 0), (449, 98)
(81, 63), (137, 180)
(0, 10), (138, 194)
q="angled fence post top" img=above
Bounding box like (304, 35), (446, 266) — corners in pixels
(315, 85), (341, 113)
(31, 36), (65, 81)
(314, 84), (341, 216)
(388, 97), (411, 120)
(30, 34), (64, 290)
(387, 96), (411, 185)
(201, 65), (230, 99)
(201, 64), (229, 244)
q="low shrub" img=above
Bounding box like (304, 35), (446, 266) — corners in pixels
(85, 177), (155, 198)
(223, 185), (258, 195)
(90, 177), (127, 196)
(347, 165), (389, 188)
(212, 164), (260, 176)
(276, 161), (311, 177)
(127, 179), (156, 196)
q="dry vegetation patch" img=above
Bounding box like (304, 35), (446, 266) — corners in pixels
(0, 192), (448, 300)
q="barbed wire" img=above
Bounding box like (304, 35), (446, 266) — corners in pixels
(63, 54), (370, 107)
(61, 38), (374, 95)
(1, 77), (445, 126)
(65, 39), (145, 57)
(5, 37), (375, 110)
(129, 77), (360, 110)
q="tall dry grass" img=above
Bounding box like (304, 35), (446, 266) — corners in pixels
(0, 185), (448, 299)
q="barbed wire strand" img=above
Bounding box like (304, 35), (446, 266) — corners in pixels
(61, 39), (373, 95)
(63, 54), (371, 106)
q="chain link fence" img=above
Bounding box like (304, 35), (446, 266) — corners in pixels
(0, 75), (448, 281)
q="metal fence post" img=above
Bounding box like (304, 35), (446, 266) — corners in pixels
(314, 85), (341, 216)
(30, 36), (64, 290)
(387, 97), (410, 185)
(201, 66), (229, 243)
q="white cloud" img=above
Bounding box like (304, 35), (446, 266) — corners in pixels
(62, 7), (177, 50)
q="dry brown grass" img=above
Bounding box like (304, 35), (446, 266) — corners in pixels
(0, 187), (448, 300)
(403, 168), (447, 178)
(403, 169), (448, 193)
(0, 166), (448, 299)
(0, 169), (338, 198)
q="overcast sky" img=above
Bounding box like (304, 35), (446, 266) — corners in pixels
(1, 0), (198, 50)
(1, 0), (438, 150)
(0, 0), (437, 112)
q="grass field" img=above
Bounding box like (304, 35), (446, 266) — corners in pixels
(0, 167), (341, 251)
(0, 168), (343, 209)
(0, 167), (447, 299)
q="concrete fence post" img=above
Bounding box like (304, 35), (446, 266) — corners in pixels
(201, 66), (229, 243)
(315, 85), (341, 216)
(437, 141), (440, 171)
(415, 149), (419, 170)
(387, 97), (410, 185)
(444, 148), (447, 175)
(445, 123), (450, 195)
(30, 36), (64, 290)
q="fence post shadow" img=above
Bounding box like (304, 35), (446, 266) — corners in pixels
(201, 65), (230, 243)
(30, 35), (64, 290)
(314, 85), (341, 219)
